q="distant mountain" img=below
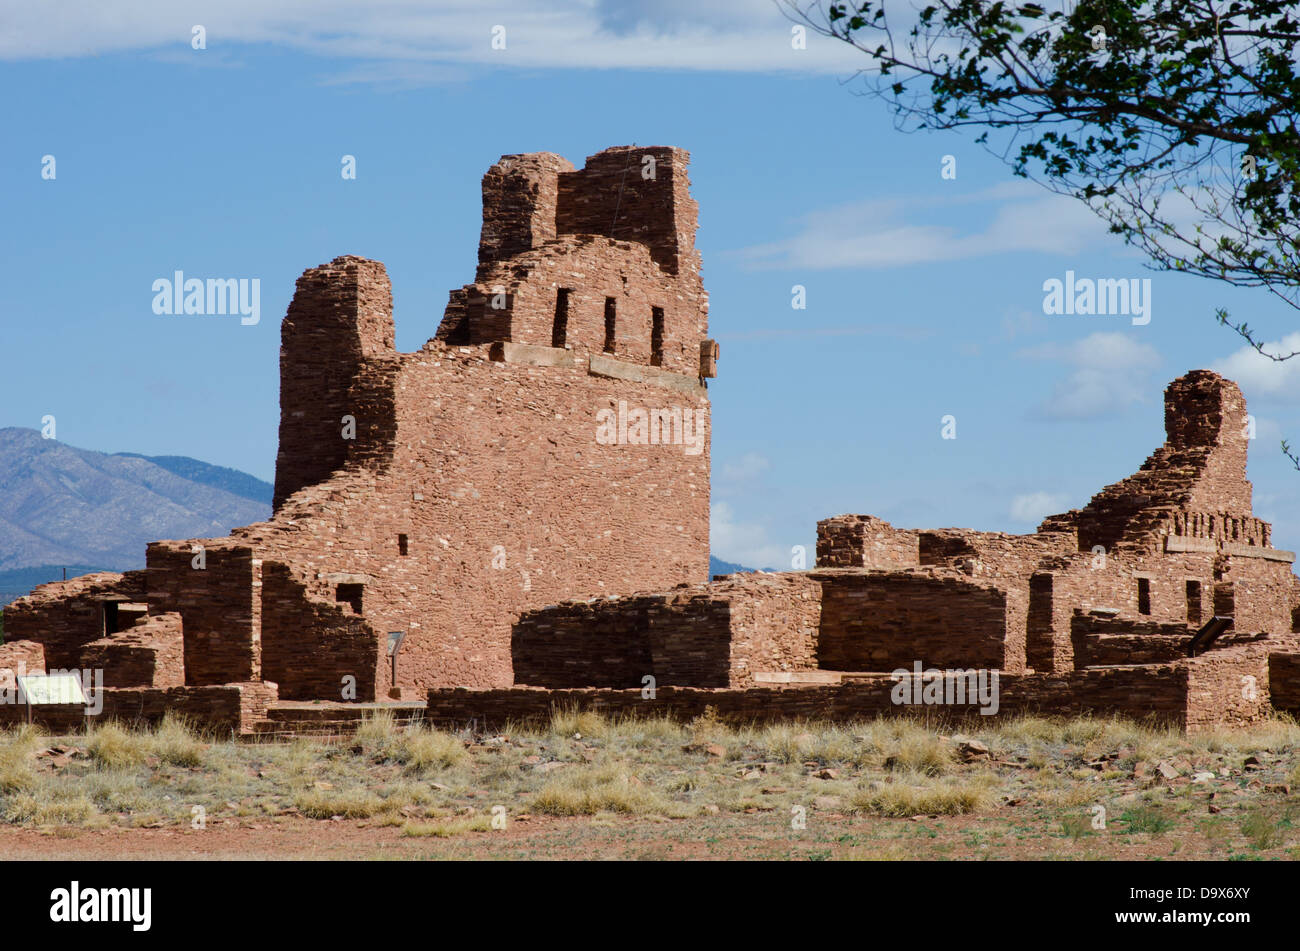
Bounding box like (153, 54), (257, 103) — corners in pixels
(0, 427), (271, 578)
(709, 555), (760, 576)
(111, 453), (272, 505)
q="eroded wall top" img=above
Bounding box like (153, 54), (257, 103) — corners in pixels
(438, 145), (709, 376)
(1042, 370), (1255, 551)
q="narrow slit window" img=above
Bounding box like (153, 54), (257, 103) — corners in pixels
(603, 297), (617, 353)
(650, 306), (664, 366)
(1137, 577), (1151, 616)
(552, 288), (570, 349)
(1186, 580), (1202, 625)
(398, 534), (409, 556)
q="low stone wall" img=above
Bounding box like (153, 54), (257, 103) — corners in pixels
(79, 611), (185, 688)
(1184, 643), (1271, 730)
(1070, 611), (1193, 667)
(0, 703), (86, 732)
(0, 681), (279, 735)
(511, 574), (821, 689)
(96, 681), (279, 735)
(428, 662), (1206, 730)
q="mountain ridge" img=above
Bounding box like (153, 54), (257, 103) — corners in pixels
(0, 427), (272, 574)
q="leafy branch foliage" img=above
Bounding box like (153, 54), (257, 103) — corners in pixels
(787, 0), (1300, 356)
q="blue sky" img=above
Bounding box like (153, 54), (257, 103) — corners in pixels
(3, 0), (1299, 569)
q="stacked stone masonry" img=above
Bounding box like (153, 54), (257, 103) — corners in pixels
(7, 147), (1300, 735)
(498, 368), (1300, 733)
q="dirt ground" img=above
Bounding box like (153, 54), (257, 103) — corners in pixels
(0, 789), (1288, 861)
(3, 711), (1300, 860)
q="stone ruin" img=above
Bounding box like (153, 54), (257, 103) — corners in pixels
(7, 144), (1300, 735)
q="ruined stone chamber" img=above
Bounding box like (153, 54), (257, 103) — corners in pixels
(6, 145), (717, 733)
(455, 370), (1300, 733)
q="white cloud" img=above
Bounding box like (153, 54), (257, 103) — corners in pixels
(1213, 332), (1300, 401)
(710, 502), (789, 569)
(1251, 415), (1283, 445)
(1018, 331), (1162, 420)
(0, 1), (867, 78)
(733, 181), (1114, 271)
(719, 451), (770, 481)
(1009, 491), (1068, 524)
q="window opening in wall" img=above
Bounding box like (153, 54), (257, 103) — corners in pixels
(1137, 577), (1151, 615)
(650, 306), (664, 366)
(603, 298), (617, 353)
(336, 583), (364, 615)
(552, 288), (571, 349)
(102, 601), (120, 637)
(398, 534), (409, 556)
(1186, 580), (1202, 625)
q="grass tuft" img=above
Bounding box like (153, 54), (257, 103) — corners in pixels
(532, 763), (666, 816)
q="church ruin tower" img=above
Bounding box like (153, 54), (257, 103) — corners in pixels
(435, 145), (708, 372)
(252, 145), (716, 695)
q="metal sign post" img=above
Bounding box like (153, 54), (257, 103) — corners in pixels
(386, 631), (406, 691)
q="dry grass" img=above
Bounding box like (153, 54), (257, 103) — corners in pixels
(852, 772), (996, 817)
(353, 711), (467, 772)
(294, 788), (388, 820)
(88, 714), (206, 769)
(532, 762), (669, 816)
(1, 711), (1299, 858)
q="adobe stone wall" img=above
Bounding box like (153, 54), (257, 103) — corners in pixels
(511, 596), (659, 689)
(1268, 652), (1300, 715)
(440, 146), (707, 376)
(425, 663), (1199, 730)
(555, 145), (699, 279)
(259, 561), (381, 701)
(0, 640), (46, 691)
(725, 573), (822, 685)
(228, 339), (710, 696)
(3, 571), (147, 670)
(476, 151), (573, 272)
(817, 515), (919, 569)
(1184, 643), (1272, 730)
(146, 541), (261, 686)
(1046, 371), (1255, 553)
(451, 236), (706, 374)
(814, 505), (1294, 676)
(79, 610), (185, 688)
(813, 569), (1009, 672)
(1221, 555), (1298, 635)
(511, 573), (820, 689)
(272, 256), (399, 509)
